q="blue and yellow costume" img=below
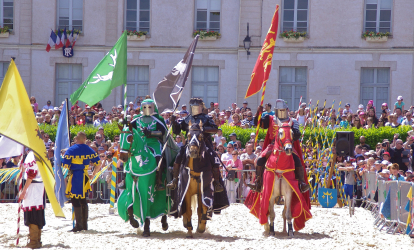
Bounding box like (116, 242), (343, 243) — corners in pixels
(63, 144), (99, 199)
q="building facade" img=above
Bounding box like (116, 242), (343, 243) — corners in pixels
(0, 0), (413, 113)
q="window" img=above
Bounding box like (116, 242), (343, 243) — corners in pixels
(124, 66), (149, 104)
(56, 64), (83, 107)
(278, 67), (307, 111)
(192, 66), (219, 104)
(364, 0), (392, 33)
(0, 62), (8, 87)
(125, 0), (150, 33)
(57, 0), (83, 31)
(360, 68), (390, 115)
(0, 0), (12, 30)
(282, 0), (308, 32)
(195, 0), (220, 32)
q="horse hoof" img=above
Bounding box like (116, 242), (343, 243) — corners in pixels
(288, 230), (294, 237)
(186, 235), (194, 238)
(129, 219), (139, 228)
(269, 231), (275, 236)
(196, 227), (205, 234)
(162, 223), (169, 231)
(142, 231), (150, 237)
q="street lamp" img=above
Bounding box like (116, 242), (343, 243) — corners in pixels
(243, 22), (251, 56)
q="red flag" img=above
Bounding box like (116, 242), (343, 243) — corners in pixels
(245, 5), (279, 99)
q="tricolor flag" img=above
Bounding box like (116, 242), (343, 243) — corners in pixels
(46, 30), (57, 52)
(66, 29), (74, 47)
(244, 5), (279, 98)
(61, 27), (67, 47)
(72, 31), (79, 47)
(55, 29), (62, 49)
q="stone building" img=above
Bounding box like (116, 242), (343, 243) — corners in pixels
(0, 0), (413, 112)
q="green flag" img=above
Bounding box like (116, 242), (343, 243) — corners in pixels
(70, 32), (127, 106)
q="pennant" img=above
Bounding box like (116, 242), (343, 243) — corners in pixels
(381, 188), (391, 220)
(70, 32), (127, 106)
(153, 35), (199, 113)
(406, 186), (412, 234)
(244, 5), (279, 98)
(54, 99), (70, 207)
(0, 60), (64, 217)
(0, 135), (24, 158)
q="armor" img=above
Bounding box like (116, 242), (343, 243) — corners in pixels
(142, 100), (156, 116)
(190, 102), (203, 116)
(275, 99), (289, 121)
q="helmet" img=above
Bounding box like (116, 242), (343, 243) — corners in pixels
(189, 98), (204, 116)
(274, 99), (289, 120)
(141, 99), (157, 116)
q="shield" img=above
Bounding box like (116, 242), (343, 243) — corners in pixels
(318, 188), (337, 208)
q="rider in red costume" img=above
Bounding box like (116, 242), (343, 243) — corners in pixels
(248, 99), (310, 193)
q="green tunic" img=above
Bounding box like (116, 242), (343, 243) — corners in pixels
(132, 115), (167, 156)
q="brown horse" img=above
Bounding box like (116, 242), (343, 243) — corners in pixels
(180, 121), (209, 238)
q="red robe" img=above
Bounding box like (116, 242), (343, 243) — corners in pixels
(245, 116), (312, 231)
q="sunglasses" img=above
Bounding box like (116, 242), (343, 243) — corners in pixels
(232, 154), (238, 156)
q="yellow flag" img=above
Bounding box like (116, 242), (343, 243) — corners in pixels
(0, 60), (65, 218)
(408, 186), (413, 200)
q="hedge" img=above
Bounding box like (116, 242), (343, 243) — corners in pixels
(38, 123), (412, 149)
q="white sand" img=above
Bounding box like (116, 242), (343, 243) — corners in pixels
(0, 203), (413, 250)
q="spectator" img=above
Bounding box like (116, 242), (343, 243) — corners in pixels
(44, 114), (52, 125)
(93, 112), (109, 127)
(42, 100), (53, 110)
(228, 133), (241, 149)
(357, 104), (364, 113)
(175, 135), (183, 147)
(352, 117), (362, 129)
(83, 106), (96, 125)
(392, 139), (406, 172)
(338, 160), (356, 200)
(395, 108), (404, 124)
(240, 143), (256, 172)
(225, 150), (242, 203)
(30, 96), (39, 113)
(394, 95), (404, 113)
(43, 133), (52, 150)
(390, 163), (405, 181)
(229, 114), (241, 127)
(366, 100), (375, 113)
(71, 101), (80, 111)
(213, 128), (224, 145)
(377, 118), (384, 128)
(367, 108), (378, 126)
(241, 111), (254, 128)
(225, 110), (233, 123)
(358, 112), (366, 125)
(219, 137), (228, 147)
(221, 143), (234, 165)
(216, 144), (225, 158)
(254, 146), (262, 156)
(262, 103), (274, 117)
(401, 111), (414, 126)
(378, 169), (391, 181)
(359, 136), (371, 150)
(94, 134), (104, 148)
(240, 101), (249, 113)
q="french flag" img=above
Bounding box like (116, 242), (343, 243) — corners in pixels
(46, 31), (57, 52)
(66, 29), (73, 47)
(72, 31), (79, 47)
(55, 29), (62, 49)
(61, 27), (67, 47)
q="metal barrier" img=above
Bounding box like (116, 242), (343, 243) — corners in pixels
(221, 169), (256, 204)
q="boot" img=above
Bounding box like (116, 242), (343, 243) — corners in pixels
(142, 218), (150, 237)
(166, 163), (180, 190)
(26, 224), (40, 249)
(247, 165), (263, 192)
(212, 167), (224, 193)
(127, 207), (139, 228)
(155, 170), (165, 191)
(294, 157), (310, 193)
(69, 207), (83, 232)
(81, 203), (89, 230)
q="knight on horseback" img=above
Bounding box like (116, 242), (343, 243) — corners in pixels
(248, 99), (310, 193)
(167, 97), (224, 193)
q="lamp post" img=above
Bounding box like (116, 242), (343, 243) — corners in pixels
(243, 22), (251, 58)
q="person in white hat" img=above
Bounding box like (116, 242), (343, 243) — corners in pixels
(394, 96), (404, 113)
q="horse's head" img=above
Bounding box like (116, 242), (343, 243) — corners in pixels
(276, 119), (294, 156)
(118, 123), (133, 162)
(186, 120), (204, 158)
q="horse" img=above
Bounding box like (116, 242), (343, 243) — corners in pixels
(117, 124), (169, 237)
(263, 120), (296, 237)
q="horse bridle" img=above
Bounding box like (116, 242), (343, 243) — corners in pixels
(119, 130), (133, 155)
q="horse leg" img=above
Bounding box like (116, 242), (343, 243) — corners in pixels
(282, 206), (287, 234)
(143, 218), (150, 237)
(268, 196), (276, 236)
(196, 186), (207, 233)
(283, 179), (294, 237)
(161, 215), (168, 231)
(183, 180), (195, 238)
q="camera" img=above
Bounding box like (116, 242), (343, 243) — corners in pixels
(382, 142), (387, 147)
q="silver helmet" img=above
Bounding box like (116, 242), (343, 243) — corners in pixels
(141, 99), (156, 116)
(274, 99), (289, 120)
(189, 98), (204, 116)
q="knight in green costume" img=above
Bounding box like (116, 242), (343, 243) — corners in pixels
(130, 99), (167, 191)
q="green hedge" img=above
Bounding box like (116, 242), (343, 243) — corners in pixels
(301, 125), (412, 149)
(38, 122), (412, 149)
(39, 123), (121, 142)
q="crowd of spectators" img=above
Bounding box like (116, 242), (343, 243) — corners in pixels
(2, 94), (414, 204)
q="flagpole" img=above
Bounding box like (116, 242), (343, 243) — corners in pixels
(253, 82), (267, 148)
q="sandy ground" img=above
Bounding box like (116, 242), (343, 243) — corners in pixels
(0, 203), (413, 250)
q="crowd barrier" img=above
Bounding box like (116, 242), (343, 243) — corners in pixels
(361, 171), (414, 235)
(0, 169), (257, 205)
